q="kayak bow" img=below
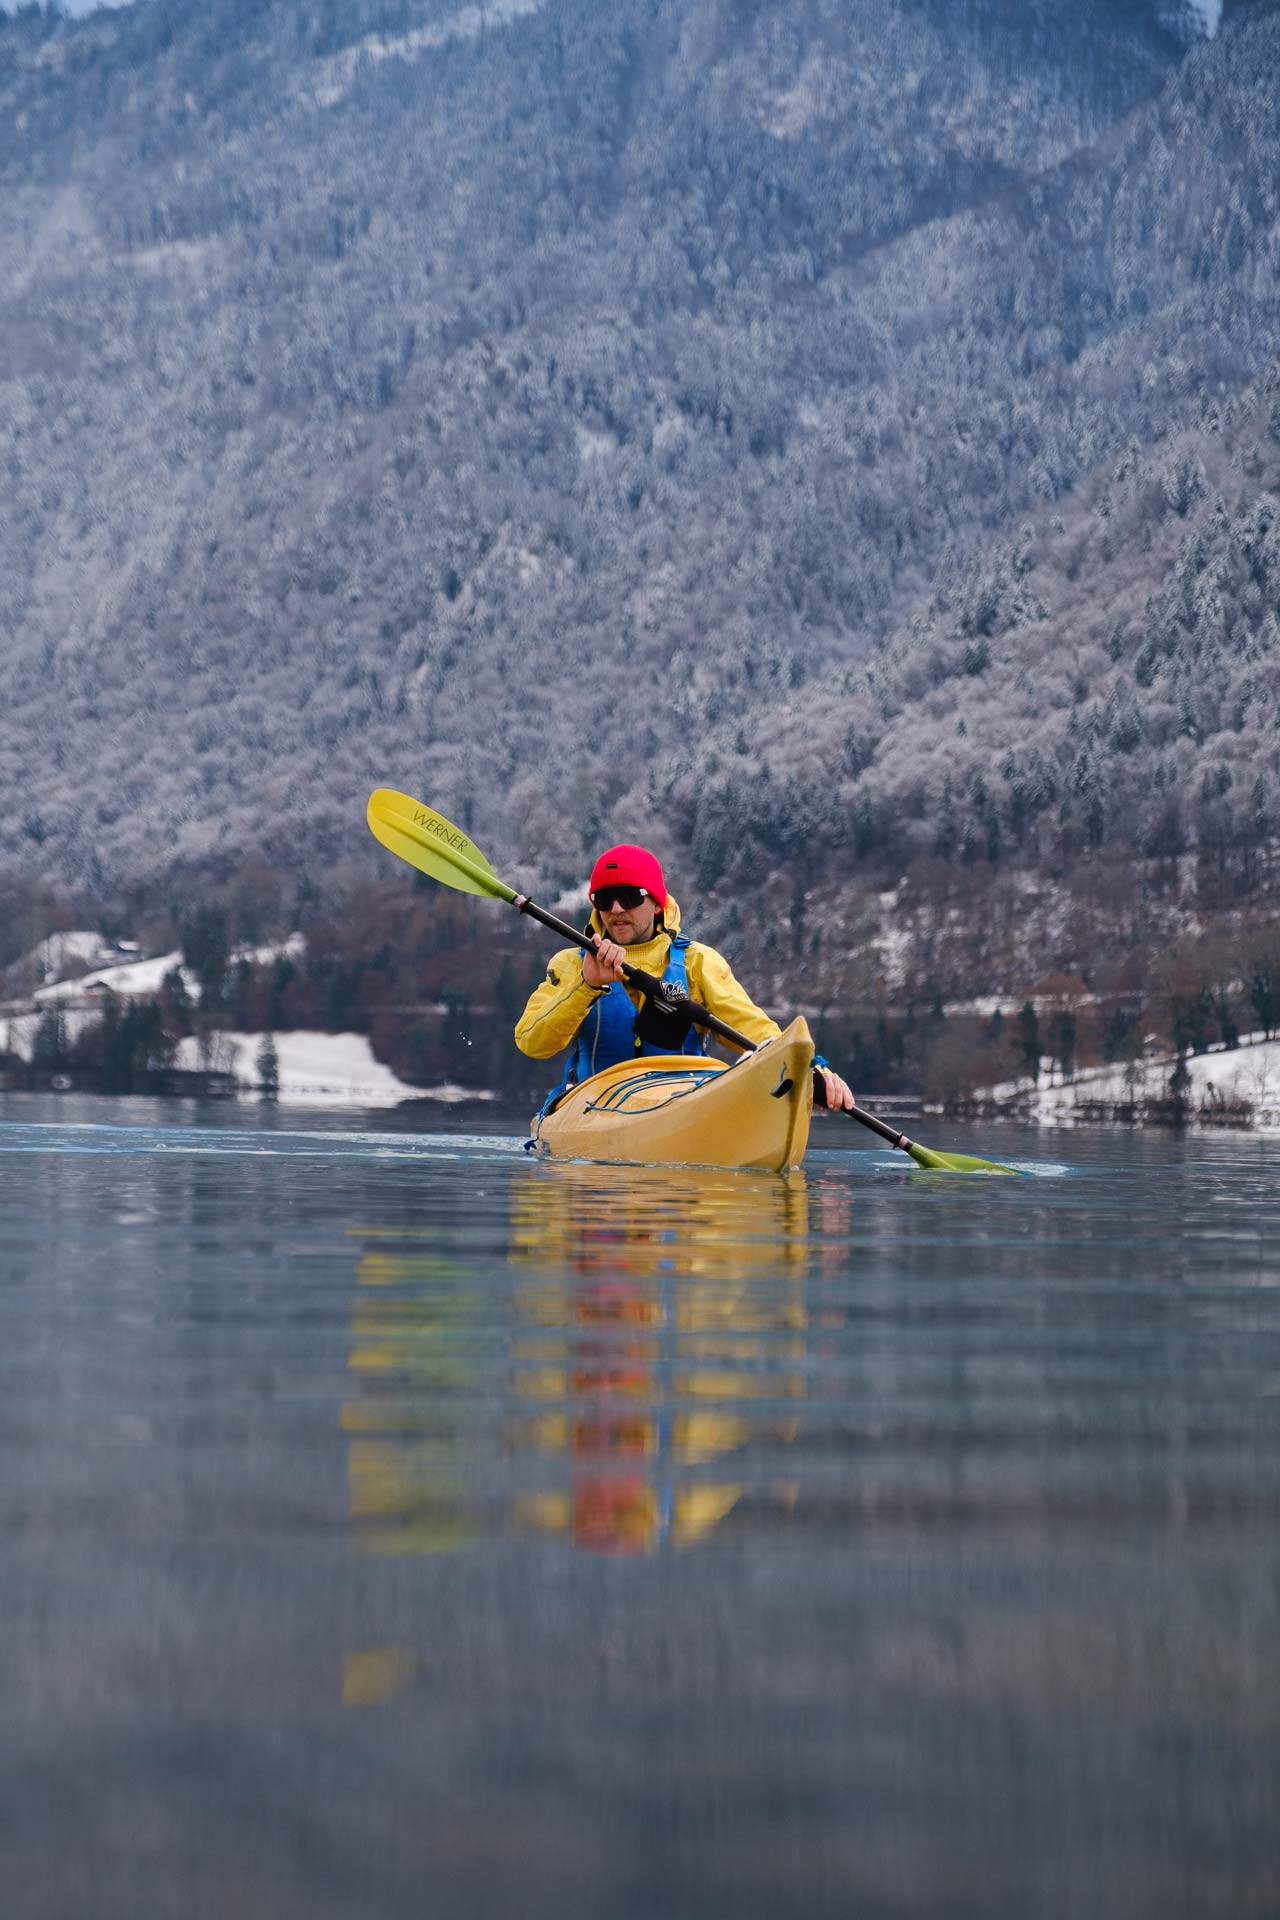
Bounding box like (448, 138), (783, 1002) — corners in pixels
(530, 1018), (815, 1172)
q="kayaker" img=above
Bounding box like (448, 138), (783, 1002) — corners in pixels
(515, 843), (855, 1113)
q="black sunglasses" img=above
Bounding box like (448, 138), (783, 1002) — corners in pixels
(591, 884), (648, 910)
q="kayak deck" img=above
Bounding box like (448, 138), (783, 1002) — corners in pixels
(529, 1017), (815, 1172)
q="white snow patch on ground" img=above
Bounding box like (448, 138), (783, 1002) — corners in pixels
(946, 991), (1103, 1018)
(766, 53), (846, 139)
(875, 927), (912, 993)
(1184, 0), (1222, 37)
(172, 1030), (493, 1107)
(944, 996), (1022, 1018)
(10, 929), (141, 987)
(306, 0), (546, 107)
(236, 933), (307, 968)
(870, 890), (914, 991)
(0, 1006), (100, 1060)
(27, 934), (303, 1006)
(35, 930), (115, 978)
(575, 425), (618, 464)
(988, 1033), (1280, 1131)
(34, 950), (198, 1004)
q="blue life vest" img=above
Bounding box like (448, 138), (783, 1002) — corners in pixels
(535, 934), (706, 1125)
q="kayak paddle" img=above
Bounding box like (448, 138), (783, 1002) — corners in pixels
(366, 789), (1019, 1174)
(366, 788), (758, 1054)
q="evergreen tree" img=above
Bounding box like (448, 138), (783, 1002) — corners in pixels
(31, 1007), (67, 1070)
(266, 955), (295, 1029)
(160, 966), (194, 1038)
(1246, 948), (1280, 1038)
(182, 907), (231, 1015)
(256, 1032), (280, 1102)
(1016, 1001), (1041, 1084)
(1049, 1009), (1077, 1083)
(1102, 1005), (1139, 1063)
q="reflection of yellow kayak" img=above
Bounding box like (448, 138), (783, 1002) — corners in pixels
(529, 1017), (815, 1173)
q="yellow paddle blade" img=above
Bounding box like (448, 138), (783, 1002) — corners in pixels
(367, 790), (518, 903)
(907, 1141), (1020, 1175)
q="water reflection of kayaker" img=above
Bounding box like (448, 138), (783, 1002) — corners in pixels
(509, 1164), (811, 1554)
(515, 842), (855, 1114)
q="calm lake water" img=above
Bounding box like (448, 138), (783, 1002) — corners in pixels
(3, 1095), (1278, 1919)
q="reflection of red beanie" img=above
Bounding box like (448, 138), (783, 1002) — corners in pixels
(589, 844), (667, 909)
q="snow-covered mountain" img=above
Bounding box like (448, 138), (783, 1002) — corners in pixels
(1, 0), (1277, 1064)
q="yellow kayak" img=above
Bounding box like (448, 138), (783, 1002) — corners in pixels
(529, 1017), (815, 1172)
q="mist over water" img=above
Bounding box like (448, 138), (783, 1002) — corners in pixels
(3, 1095), (1278, 1918)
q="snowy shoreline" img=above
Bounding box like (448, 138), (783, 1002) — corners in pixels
(0, 1019), (495, 1110)
(170, 1031), (496, 1108)
(974, 1031), (1280, 1136)
(1, 934), (497, 1109)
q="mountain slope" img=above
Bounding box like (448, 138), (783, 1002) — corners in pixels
(0, 0), (1276, 909)
(669, 356), (1280, 892)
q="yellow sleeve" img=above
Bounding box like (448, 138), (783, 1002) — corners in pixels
(685, 943), (782, 1048)
(514, 946), (608, 1059)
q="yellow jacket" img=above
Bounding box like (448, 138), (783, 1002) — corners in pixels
(514, 895), (782, 1060)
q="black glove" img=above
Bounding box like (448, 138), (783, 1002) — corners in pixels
(634, 988), (695, 1053)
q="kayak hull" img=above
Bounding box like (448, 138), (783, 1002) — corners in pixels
(530, 1017), (815, 1172)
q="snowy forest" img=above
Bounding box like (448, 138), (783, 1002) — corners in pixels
(2, 0), (1280, 1095)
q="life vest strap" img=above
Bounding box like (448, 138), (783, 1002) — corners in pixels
(528, 934), (705, 1143)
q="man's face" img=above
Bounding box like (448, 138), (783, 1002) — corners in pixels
(594, 888), (658, 945)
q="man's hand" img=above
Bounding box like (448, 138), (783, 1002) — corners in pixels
(582, 938), (628, 988)
(815, 1066), (856, 1113)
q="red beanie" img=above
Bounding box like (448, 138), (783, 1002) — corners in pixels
(589, 844), (667, 910)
